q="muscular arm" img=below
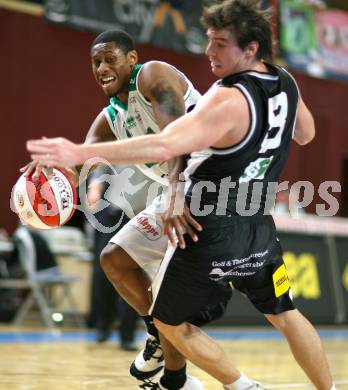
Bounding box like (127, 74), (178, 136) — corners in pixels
(293, 97), (315, 145)
(27, 87), (247, 167)
(138, 61), (187, 128)
(85, 87), (246, 162)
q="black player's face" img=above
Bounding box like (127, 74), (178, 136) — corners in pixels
(205, 28), (247, 78)
(91, 42), (136, 98)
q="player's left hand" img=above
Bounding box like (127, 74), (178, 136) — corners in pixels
(26, 137), (83, 168)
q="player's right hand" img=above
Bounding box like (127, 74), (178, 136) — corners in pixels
(20, 160), (44, 177)
(20, 162), (78, 188)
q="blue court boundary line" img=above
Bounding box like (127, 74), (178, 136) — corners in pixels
(0, 329), (347, 344)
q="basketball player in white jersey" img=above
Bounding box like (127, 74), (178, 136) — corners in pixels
(24, 29), (208, 390)
(28, 1), (336, 389)
(87, 30), (208, 390)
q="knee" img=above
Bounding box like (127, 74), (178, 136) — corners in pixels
(100, 244), (122, 276)
(153, 318), (166, 334)
(153, 318), (187, 340)
(266, 309), (300, 334)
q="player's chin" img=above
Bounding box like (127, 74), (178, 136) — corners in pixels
(102, 84), (118, 97)
(102, 89), (114, 97)
(212, 67), (227, 78)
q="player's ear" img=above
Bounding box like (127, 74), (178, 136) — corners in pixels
(245, 41), (259, 58)
(127, 50), (138, 68)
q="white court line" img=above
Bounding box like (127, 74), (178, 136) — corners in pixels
(266, 380), (348, 388)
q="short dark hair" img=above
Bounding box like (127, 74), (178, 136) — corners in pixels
(92, 29), (135, 53)
(201, 0), (273, 61)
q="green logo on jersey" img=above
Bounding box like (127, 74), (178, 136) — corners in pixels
(146, 127), (156, 135)
(145, 162), (157, 168)
(126, 116), (136, 129)
(124, 116), (137, 138)
(239, 157), (273, 183)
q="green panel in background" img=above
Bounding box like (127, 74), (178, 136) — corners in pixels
(280, 1), (317, 55)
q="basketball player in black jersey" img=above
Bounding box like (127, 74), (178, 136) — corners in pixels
(27, 1), (335, 389)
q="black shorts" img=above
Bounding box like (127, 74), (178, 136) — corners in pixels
(151, 215), (295, 326)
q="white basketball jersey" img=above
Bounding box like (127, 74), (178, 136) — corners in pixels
(103, 63), (201, 186)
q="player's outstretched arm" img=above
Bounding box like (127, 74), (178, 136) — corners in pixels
(26, 87), (245, 168)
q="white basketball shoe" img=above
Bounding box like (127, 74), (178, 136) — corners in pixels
(247, 384), (268, 390)
(139, 375), (204, 389)
(223, 383), (268, 390)
(130, 335), (164, 380)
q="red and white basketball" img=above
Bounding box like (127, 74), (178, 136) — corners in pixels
(12, 168), (77, 230)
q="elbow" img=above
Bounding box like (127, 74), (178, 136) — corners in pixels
(297, 129), (315, 145)
(294, 122), (316, 145)
(295, 109), (316, 145)
(295, 133), (314, 146)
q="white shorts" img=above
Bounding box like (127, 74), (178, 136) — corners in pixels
(109, 196), (168, 279)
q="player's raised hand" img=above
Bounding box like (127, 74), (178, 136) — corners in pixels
(26, 137), (83, 168)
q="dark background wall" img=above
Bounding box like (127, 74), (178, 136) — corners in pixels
(2, 7), (348, 233)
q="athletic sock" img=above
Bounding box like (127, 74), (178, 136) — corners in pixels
(141, 315), (159, 340)
(159, 365), (187, 390)
(224, 373), (255, 390)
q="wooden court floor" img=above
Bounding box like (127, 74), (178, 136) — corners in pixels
(0, 325), (347, 389)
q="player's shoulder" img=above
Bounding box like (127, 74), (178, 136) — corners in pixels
(140, 61), (181, 81)
(142, 60), (173, 71)
(138, 61), (186, 97)
(197, 83), (249, 125)
(207, 82), (245, 106)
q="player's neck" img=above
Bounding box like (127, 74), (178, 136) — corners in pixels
(249, 60), (268, 73)
(116, 91), (129, 104)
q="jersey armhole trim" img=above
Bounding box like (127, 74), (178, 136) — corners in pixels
(135, 65), (154, 107)
(281, 67), (300, 139)
(103, 107), (119, 138)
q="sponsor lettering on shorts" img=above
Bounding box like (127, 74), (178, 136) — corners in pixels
(133, 214), (162, 241)
(209, 249), (269, 281)
(272, 264), (290, 297)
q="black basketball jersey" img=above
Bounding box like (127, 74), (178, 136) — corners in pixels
(184, 64), (299, 217)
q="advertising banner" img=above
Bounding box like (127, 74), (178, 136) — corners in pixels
(315, 9), (348, 79)
(334, 236), (348, 319)
(44, 0), (207, 54)
(280, 1), (348, 81)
